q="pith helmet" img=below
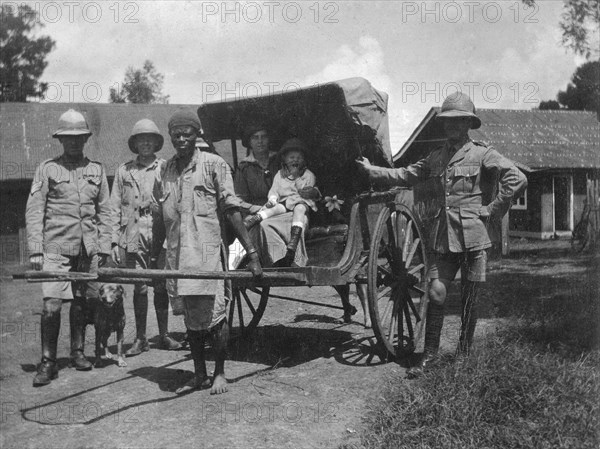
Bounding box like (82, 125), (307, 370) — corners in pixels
(128, 119), (164, 153)
(52, 109), (92, 138)
(437, 92), (481, 129)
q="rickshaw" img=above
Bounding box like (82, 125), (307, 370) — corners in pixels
(22, 78), (430, 361)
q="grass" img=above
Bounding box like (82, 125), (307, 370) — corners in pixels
(350, 253), (600, 449)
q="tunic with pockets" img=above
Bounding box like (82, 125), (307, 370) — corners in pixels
(153, 149), (241, 297)
(26, 156), (112, 257)
(365, 140), (527, 253)
(110, 157), (165, 253)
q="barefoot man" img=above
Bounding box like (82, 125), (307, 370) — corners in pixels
(152, 109), (262, 394)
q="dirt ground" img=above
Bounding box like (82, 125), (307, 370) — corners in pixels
(0, 239), (596, 449)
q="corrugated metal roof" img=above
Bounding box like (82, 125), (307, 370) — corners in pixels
(396, 108), (599, 170)
(0, 102), (236, 180)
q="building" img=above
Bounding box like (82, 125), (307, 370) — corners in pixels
(395, 108), (600, 241)
(0, 102), (240, 264)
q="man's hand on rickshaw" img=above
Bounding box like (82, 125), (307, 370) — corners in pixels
(30, 254), (43, 271)
(111, 244), (121, 265)
(356, 156), (373, 171)
(98, 252), (110, 268)
(149, 256), (160, 270)
(298, 186), (321, 201)
(246, 250), (263, 278)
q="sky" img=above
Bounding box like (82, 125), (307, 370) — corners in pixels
(14, 0), (585, 152)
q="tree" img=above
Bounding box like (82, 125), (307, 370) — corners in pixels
(110, 60), (169, 104)
(557, 60), (600, 111)
(0, 4), (56, 102)
(525, 0), (599, 58)
(538, 100), (561, 110)
(559, 0), (599, 59)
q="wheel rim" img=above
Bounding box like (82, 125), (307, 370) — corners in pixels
(229, 285), (269, 338)
(367, 204), (429, 359)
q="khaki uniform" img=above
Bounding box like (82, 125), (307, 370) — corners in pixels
(111, 157), (164, 252)
(366, 140), (527, 253)
(111, 157), (167, 296)
(26, 156), (111, 299)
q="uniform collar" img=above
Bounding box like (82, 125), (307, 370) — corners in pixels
(133, 155), (160, 170)
(445, 138), (472, 166)
(57, 155), (89, 166)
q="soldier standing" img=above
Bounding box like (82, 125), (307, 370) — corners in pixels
(110, 119), (182, 356)
(27, 109), (112, 386)
(357, 93), (527, 377)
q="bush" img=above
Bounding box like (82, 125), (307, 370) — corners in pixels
(353, 263), (600, 449)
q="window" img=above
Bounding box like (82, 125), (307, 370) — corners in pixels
(511, 188), (527, 210)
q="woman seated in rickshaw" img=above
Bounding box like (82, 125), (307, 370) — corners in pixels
(243, 137), (317, 267)
(234, 125), (319, 267)
(233, 125), (369, 326)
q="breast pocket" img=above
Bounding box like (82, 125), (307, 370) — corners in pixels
(121, 180), (135, 206)
(193, 186), (216, 217)
(48, 177), (71, 198)
(83, 174), (102, 197)
(453, 165), (480, 193)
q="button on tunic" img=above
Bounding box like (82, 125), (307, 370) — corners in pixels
(365, 140), (527, 253)
(154, 150), (241, 297)
(111, 157), (164, 253)
(26, 156), (112, 257)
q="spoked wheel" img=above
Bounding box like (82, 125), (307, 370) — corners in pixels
(367, 203), (429, 360)
(229, 285), (269, 338)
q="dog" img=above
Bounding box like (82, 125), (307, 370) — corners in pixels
(94, 284), (127, 368)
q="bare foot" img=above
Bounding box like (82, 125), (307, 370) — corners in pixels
(210, 374), (228, 395)
(117, 357), (127, 367)
(363, 318), (372, 329)
(104, 348), (114, 360)
(175, 375), (211, 395)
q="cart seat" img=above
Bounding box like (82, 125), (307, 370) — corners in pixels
(305, 224), (349, 267)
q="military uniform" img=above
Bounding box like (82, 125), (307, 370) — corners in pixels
(26, 153), (111, 384)
(27, 156), (111, 299)
(367, 139), (527, 281)
(359, 92), (528, 376)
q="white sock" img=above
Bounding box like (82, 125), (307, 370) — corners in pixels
(258, 210), (268, 220)
(292, 221), (305, 229)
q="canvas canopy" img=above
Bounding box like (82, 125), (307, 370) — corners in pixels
(197, 77), (392, 199)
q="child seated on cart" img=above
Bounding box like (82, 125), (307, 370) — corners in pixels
(243, 137), (318, 266)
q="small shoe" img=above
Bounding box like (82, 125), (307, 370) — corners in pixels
(159, 334), (182, 350)
(406, 353), (437, 379)
(243, 214), (263, 230)
(69, 351), (92, 371)
(125, 338), (150, 357)
(33, 359), (58, 387)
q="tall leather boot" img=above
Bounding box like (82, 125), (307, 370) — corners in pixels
(457, 281), (480, 355)
(274, 225), (303, 267)
(407, 302), (445, 378)
(33, 308), (61, 387)
(69, 297), (92, 370)
(175, 330), (208, 394)
(155, 287), (181, 350)
(126, 292), (150, 356)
